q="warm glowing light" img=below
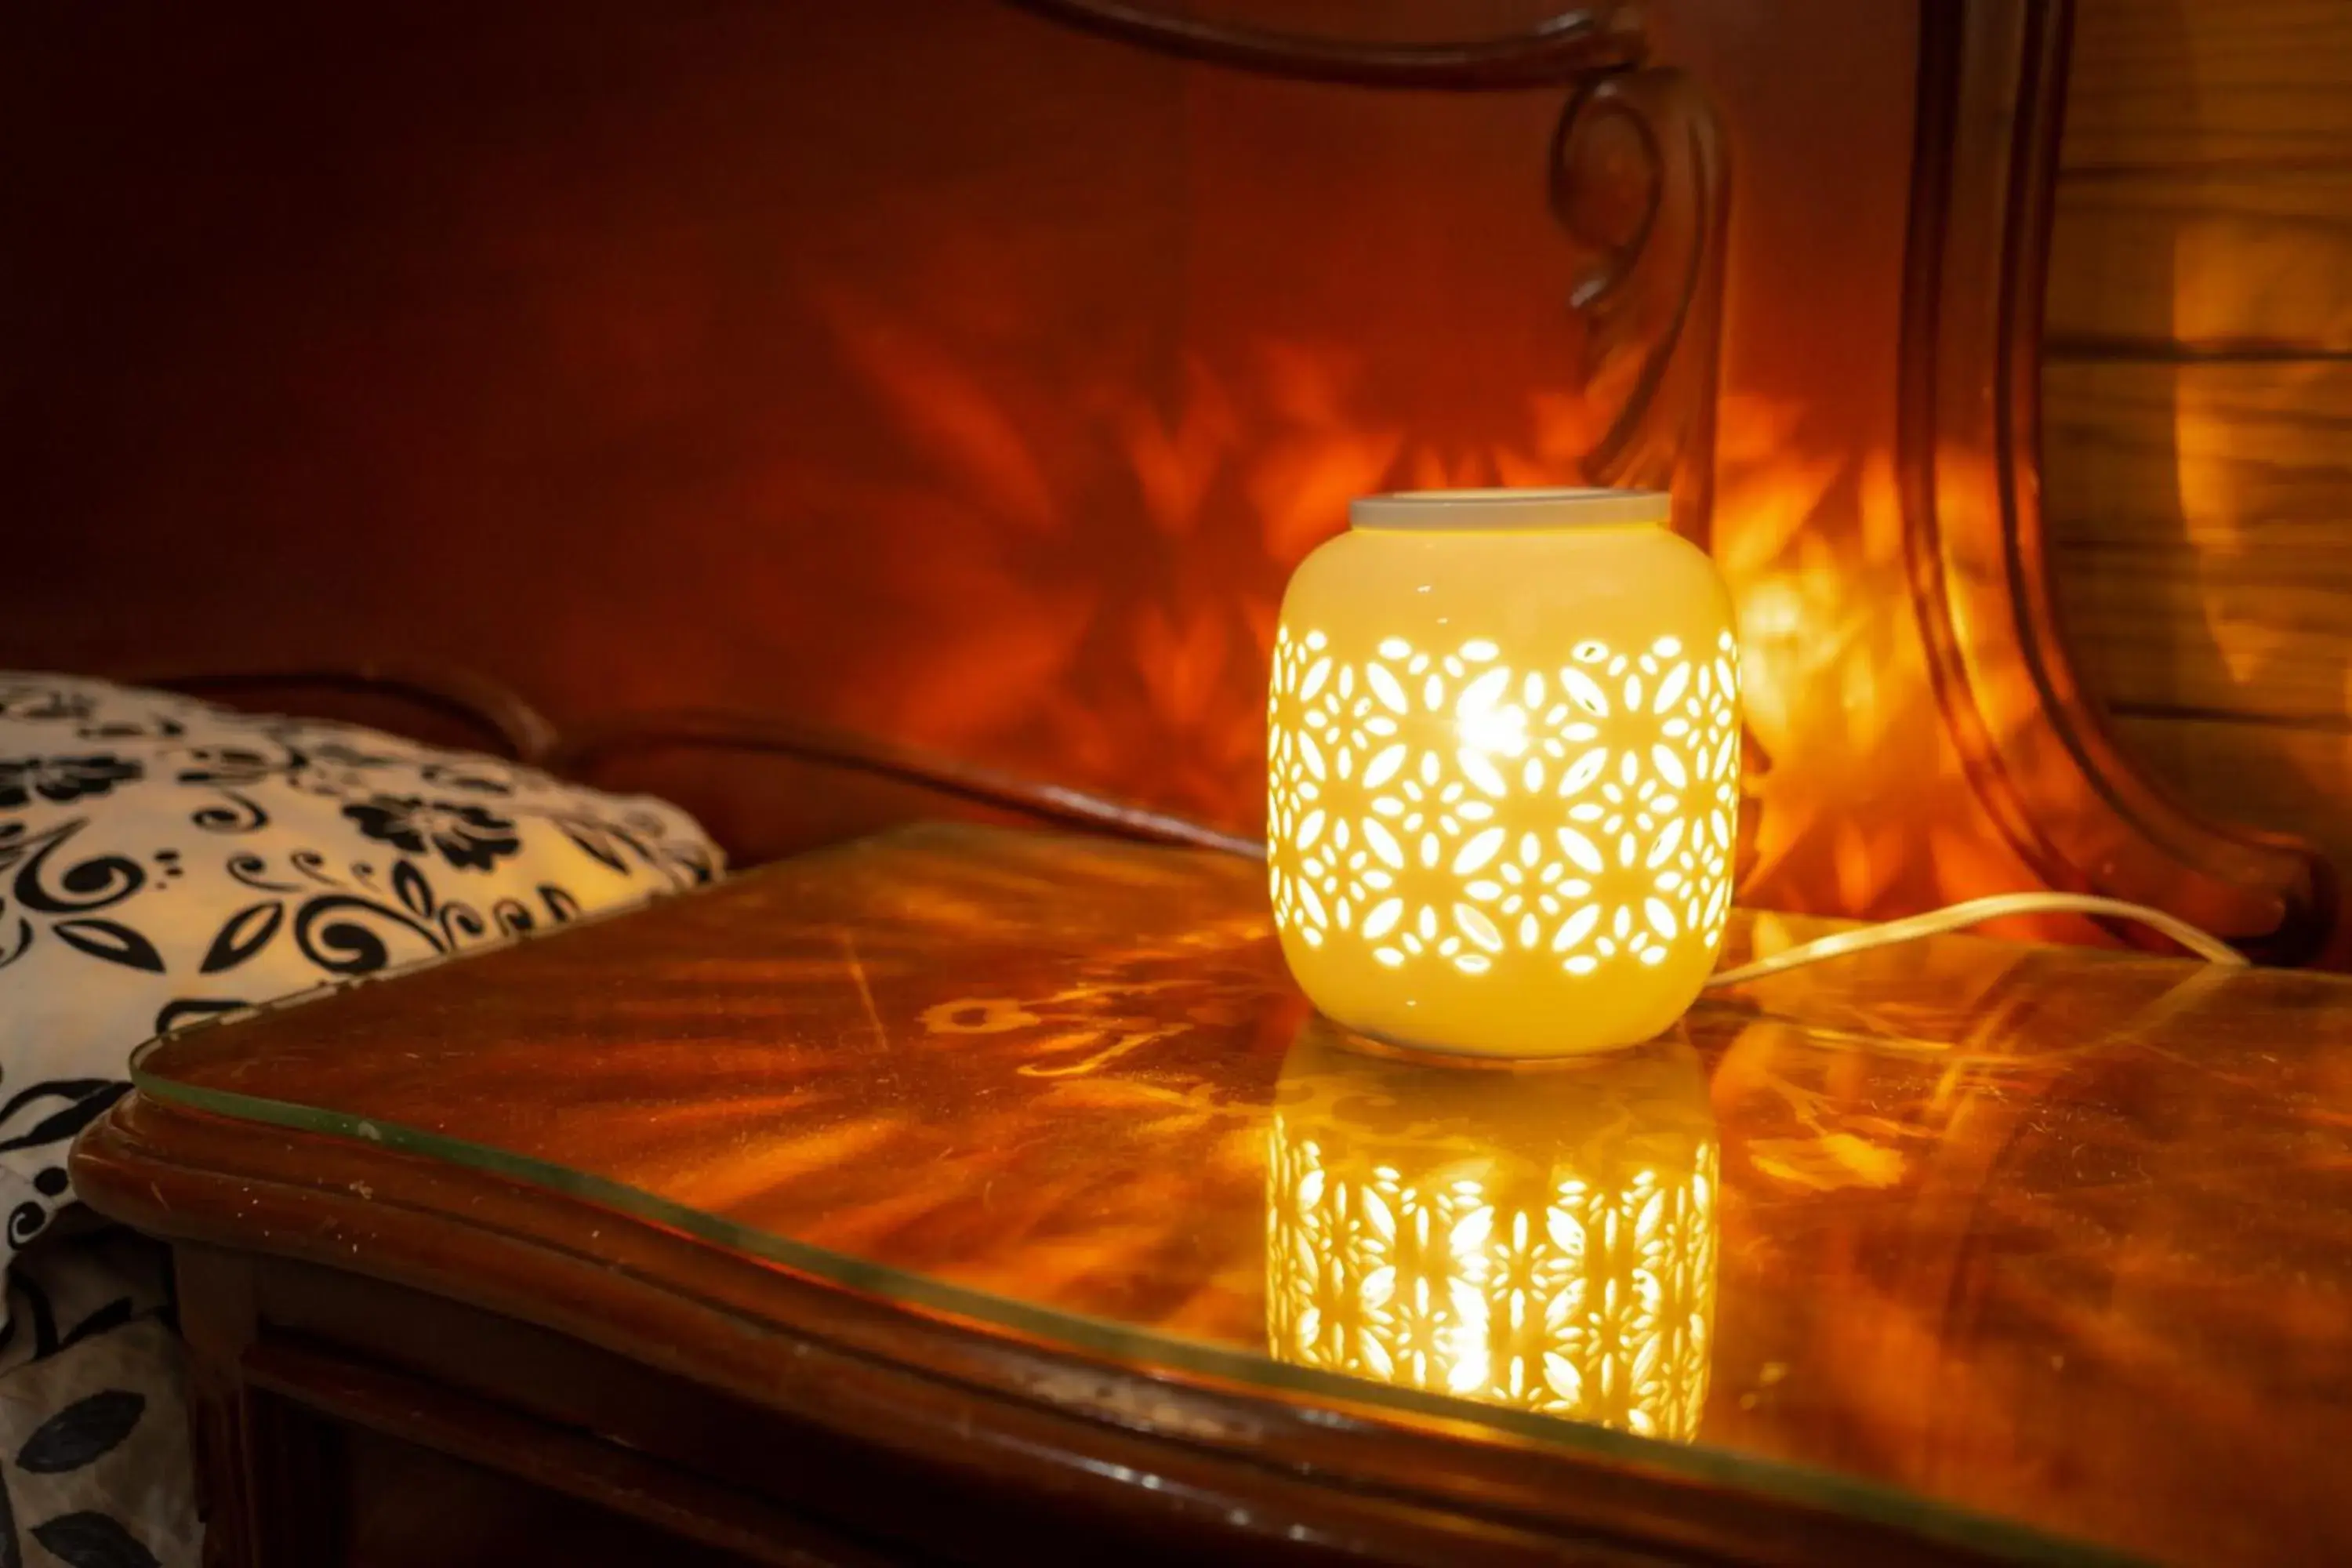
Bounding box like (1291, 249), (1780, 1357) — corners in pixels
(1266, 1023), (1716, 1438)
(1269, 489), (1740, 1057)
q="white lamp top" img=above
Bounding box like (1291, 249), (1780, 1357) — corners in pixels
(1350, 487), (1671, 532)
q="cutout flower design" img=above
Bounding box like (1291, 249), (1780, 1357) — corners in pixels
(1369, 750), (1494, 869)
(1268, 1076), (1715, 1436)
(342, 796), (522, 873)
(1266, 628), (1327, 939)
(1362, 749), (1513, 975)
(1269, 629), (1739, 982)
(1298, 660), (1397, 787)
(1293, 813), (1394, 938)
(1464, 830), (1594, 952)
(0, 755), (144, 810)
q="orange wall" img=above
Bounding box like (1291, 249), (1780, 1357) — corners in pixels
(4, 2), (1592, 823)
(5, 2), (2053, 925)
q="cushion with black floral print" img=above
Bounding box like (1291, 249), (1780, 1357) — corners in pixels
(0, 673), (725, 1323)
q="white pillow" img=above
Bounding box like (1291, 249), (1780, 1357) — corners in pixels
(0, 672), (724, 1290)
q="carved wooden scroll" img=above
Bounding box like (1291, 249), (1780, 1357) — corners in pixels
(997, 0), (1645, 89)
(1901, 0), (2336, 960)
(1552, 67), (1728, 538)
(999, 0), (1730, 537)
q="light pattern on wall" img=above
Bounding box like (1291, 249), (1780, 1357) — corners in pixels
(1268, 628), (1739, 982)
(1265, 1029), (1717, 1438)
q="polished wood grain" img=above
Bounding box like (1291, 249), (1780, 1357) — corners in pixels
(2045, 359), (2352, 723)
(2046, 166), (2352, 352)
(74, 824), (2352, 1565)
(2112, 713), (2352, 873)
(2061, 0), (2352, 170)
(1893, 0), (2328, 960)
(2043, 0), (2352, 902)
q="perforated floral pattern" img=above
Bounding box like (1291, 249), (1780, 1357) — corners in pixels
(1268, 627), (1740, 980)
(1266, 1119), (1716, 1436)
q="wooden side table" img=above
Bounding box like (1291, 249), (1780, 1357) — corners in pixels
(74, 825), (2352, 1565)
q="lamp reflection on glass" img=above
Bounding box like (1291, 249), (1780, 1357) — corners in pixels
(1266, 1019), (1717, 1439)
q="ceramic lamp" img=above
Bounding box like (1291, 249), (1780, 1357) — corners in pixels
(1265, 1021), (1717, 1437)
(1267, 488), (1740, 1058)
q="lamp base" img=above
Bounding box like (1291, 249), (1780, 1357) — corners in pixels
(1309, 1011), (1693, 1069)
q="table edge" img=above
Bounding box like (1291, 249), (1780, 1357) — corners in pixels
(72, 1089), (2124, 1568)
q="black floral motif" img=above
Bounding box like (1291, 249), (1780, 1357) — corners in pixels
(29, 1510), (162, 1568)
(0, 1083), (130, 1249)
(49, 921), (164, 974)
(0, 1221), (183, 1568)
(74, 715), (184, 742)
(0, 670), (724, 1417)
(305, 739), (401, 770)
(341, 795), (521, 872)
(0, 1243), (147, 1369)
(197, 902), (285, 974)
(418, 760), (514, 795)
(2, 822), (145, 916)
(0, 1083), (132, 1164)
(16, 1391), (144, 1474)
(176, 744), (345, 817)
(170, 746), (285, 788)
(0, 687), (92, 723)
(666, 840), (721, 887)
(0, 757), (143, 811)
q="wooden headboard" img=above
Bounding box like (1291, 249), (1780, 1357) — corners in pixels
(143, 659), (1259, 866)
(6, 1), (2337, 959)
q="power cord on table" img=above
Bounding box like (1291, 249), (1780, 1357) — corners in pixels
(1018, 766), (2252, 978)
(1160, 811), (2249, 980)
(1699, 891), (2248, 987)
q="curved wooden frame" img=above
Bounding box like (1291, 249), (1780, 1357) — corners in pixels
(142, 660), (562, 764)
(1900, 0), (2336, 962)
(549, 708), (1265, 858)
(159, 659), (1261, 859)
(996, 0), (1643, 89)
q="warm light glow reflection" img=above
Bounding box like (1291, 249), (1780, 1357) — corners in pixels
(1708, 397), (2045, 925)
(808, 255), (2048, 934)
(1266, 1025), (1717, 1438)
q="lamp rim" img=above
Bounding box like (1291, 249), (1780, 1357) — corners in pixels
(1349, 487), (1670, 532)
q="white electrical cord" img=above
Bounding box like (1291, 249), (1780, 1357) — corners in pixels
(1702, 891), (2247, 988)
(1200, 817), (2247, 982)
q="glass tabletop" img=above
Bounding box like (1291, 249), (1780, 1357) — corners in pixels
(129, 824), (2352, 1566)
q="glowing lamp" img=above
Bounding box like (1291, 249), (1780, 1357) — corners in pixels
(1267, 488), (1740, 1058)
(1266, 1022), (1717, 1437)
